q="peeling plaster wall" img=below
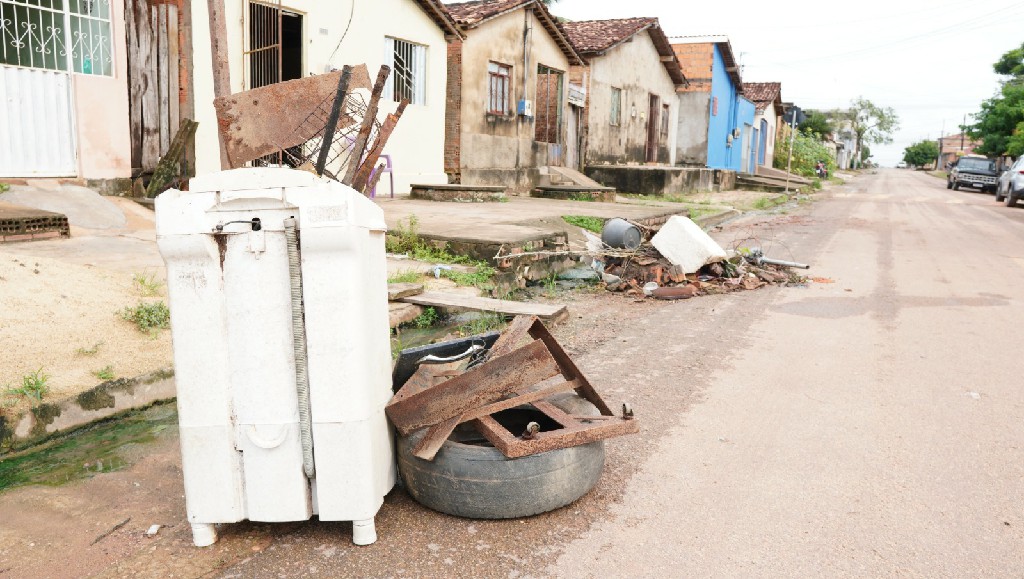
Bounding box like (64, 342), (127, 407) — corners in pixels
(190, 0), (449, 194)
(675, 91), (710, 166)
(456, 9), (571, 192)
(581, 30), (677, 167)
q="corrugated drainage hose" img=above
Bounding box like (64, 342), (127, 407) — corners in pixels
(284, 218), (315, 478)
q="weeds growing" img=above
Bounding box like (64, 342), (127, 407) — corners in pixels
(75, 342), (103, 356)
(561, 215), (605, 234)
(92, 366), (116, 381)
(3, 368), (50, 405)
(121, 301), (171, 334)
(132, 272), (163, 297)
(387, 270), (422, 284)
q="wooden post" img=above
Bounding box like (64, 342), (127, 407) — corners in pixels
(207, 0), (231, 169)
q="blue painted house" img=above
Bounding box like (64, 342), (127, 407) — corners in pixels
(671, 36), (755, 173)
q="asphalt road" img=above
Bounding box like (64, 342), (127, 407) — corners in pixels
(555, 169), (1024, 577)
(2, 169), (1022, 578)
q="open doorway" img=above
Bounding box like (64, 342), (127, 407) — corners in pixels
(246, 2), (303, 89)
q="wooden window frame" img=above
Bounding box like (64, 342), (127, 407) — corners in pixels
(487, 61), (512, 115)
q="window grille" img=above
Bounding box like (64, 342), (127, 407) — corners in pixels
(610, 87), (621, 126)
(487, 61), (510, 114)
(244, 0), (281, 89)
(0, 0), (113, 75)
(384, 37), (425, 105)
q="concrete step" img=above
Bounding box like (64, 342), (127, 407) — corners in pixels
(548, 166), (608, 189)
(735, 176), (789, 193)
(531, 185), (617, 203)
(754, 166), (812, 186)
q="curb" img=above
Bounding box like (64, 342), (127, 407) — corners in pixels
(0, 367), (175, 456)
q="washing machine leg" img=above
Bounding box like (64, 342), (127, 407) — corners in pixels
(352, 518), (377, 546)
(191, 523), (218, 547)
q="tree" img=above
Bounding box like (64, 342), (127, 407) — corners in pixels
(848, 97), (899, 169)
(969, 43), (1024, 158)
(903, 140), (939, 168)
(799, 111), (835, 140)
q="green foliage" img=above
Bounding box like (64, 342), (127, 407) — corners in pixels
(0, 183), (9, 193)
(440, 264), (496, 290)
(121, 301), (170, 334)
(969, 44), (1024, 158)
(860, 145), (872, 163)
(799, 111), (835, 139)
(774, 131), (837, 177)
(92, 366), (116, 381)
(386, 215), (473, 265)
(848, 97), (899, 168)
(387, 270), (421, 284)
(132, 272), (163, 297)
(752, 196), (777, 210)
(903, 140), (940, 167)
(75, 342), (103, 356)
(4, 368), (50, 405)
(412, 307), (439, 329)
(567, 193), (597, 202)
(561, 215), (605, 233)
(456, 312), (506, 336)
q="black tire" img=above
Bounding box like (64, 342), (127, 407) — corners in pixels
(397, 396), (605, 519)
(946, 180), (953, 190)
(995, 187), (1005, 202)
(953, 182), (960, 191)
(1007, 187), (1019, 207)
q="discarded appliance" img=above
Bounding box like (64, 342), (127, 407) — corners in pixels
(156, 167), (395, 547)
(386, 316), (637, 519)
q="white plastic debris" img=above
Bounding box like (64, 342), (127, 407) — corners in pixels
(650, 216), (728, 273)
(146, 525), (161, 537)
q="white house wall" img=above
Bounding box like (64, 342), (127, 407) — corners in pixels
(190, 0), (449, 193)
(583, 30), (677, 166)
(754, 108), (777, 168)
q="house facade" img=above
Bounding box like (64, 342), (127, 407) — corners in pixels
(443, 0), (583, 191)
(671, 36), (753, 173)
(562, 17), (686, 168)
(0, 0), (133, 183)
(743, 81), (782, 170)
(938, 133), (983, 169)
(189, 0), (461, 194)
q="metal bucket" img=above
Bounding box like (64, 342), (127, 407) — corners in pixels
(601, 218), (641, 250)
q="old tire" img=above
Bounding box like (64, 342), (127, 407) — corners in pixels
(952, 182), (961, 191)
(946, 179), (953, 190)
(996, 186), (1005, 202)
(397, 396), (605, 519)
(1007, 188), (1019, 207)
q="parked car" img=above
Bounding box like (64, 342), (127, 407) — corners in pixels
(947, 155), (999, 193)
(995, 156), (1024, 207)
(896, 161), (907, 169)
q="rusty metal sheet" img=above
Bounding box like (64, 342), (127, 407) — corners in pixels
(386, 339), (559, 436)
(526, 317), (614, 416)
(213, 64), (372, 168)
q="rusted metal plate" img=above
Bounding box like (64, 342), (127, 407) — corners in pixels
(386, 339), (559, 435)
(213, 64), (372, 168)
(473, 401), (639, 459)
(488, 315), (537, 358)
(526, 317), (614, 416)
(411, 379), (578, 460)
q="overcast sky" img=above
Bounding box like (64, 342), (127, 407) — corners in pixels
(548, 0), (1024, 166)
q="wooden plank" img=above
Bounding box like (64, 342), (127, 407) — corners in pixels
(343, 65), (391, 186)
(167, 4), (180, 139)
(351, 102), (407, 193)
(126, 0), (143, 171)
(387, 282), (424, 301)
(141, 4), (159, 170)
(411, 379), (578, 461)
(399, 292), (568, 322)
(385, 340), (559, 435)
(157, 4), (170, 156)
(207, 0), (232, 169)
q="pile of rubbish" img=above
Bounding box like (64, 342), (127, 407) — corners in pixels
(591, 216), (809, 299)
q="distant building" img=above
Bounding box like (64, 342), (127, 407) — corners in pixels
(938, 134), (982, 169)
(743, 82), (783, 170)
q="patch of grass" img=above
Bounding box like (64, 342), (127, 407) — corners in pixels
(132, 272), (163, 297)
(561, 215), (605, 234)
(120, 301), (170, 334)
(568, 193), (596, 202)
(75, 342), (103, 356)
(386, 215), (474, 265)
(0, 183), (9, 193)
(752, 196), (779, 210)
(412, 307), (440, 329)
(92, 366), (116, 381)
(387, 270), (422, 284)
(688, 206), (720, 220)
(3, 368), (50, 405)
(441, 264), (497, 290)
(456, 312), (506, 336)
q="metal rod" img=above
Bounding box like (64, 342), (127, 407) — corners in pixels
(315, 66), (352, 176)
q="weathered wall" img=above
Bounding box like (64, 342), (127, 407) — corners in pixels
(191, 0), (450, 193)
(582, 30), (677, 167)
(74, 0), (132, 179)
(675, 91), (710, 166)
(585, 165), (735, 195)
(457, 8), (571, 193)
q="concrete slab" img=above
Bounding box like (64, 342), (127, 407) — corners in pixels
(0, 184), (126, 229)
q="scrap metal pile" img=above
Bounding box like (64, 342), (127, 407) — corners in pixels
(386, 315), (637, 461)
(596, 216), (810, 299)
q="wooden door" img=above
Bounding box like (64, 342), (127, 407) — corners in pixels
(645, 94), (659, 163)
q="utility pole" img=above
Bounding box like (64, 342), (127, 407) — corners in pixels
(960, 114), (966, 156)
(208, 0), (232, 169)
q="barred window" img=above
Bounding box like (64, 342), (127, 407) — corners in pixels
(384, 37), (426, 105)
(487, 61), (511, 114)
(610, 87), (621, 126)
(0, 0), (113, 75)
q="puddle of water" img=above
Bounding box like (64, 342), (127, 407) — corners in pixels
(0, 402), (178, 492)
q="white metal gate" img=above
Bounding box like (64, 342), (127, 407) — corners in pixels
(0, 65), (76, 176)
